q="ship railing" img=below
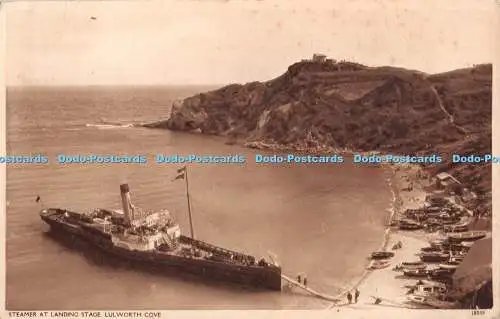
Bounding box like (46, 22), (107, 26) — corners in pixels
(179, 235), (256, 263)
(42, 208), (64, 216)
(160, 233), (174, 247)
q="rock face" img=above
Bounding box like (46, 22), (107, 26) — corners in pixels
(161, 60), (492, 194)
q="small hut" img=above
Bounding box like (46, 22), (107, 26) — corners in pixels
(434, 172), (461, 189)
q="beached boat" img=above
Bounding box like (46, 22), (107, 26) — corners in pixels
(403, 269), (430, 278)
(397, 218), (415, 224)
(419, 252), (449, 262)
(424, 226), (441, 233)
(400, 223), (423, 230)
(402, 266), (428, 272)
(399, 220), (423, 230)
(451, 248), (468, 255)
(449, 256), (464, 263)
(413, 281), (447, 296)
(367, 259), (391, 270)
(401, 261), (427, 270)
(420, 246), (442, 253)
(402, 261), (426, 267)
(460, 241), (475, 248)
(429, 239), (447, 247)
(371, 251), (395, 260)
(446, 243), (471, 252)
(404, 208), (426, 215)
(441, 218), (461, 225)
(429, 268), (454, 279)
(404, 211), (428, 221)
(424, 209), (444, 217)
(443, 224), (468, 233)
(406, 294), (429, 306)
(425, 195), (448, 206)
(447, 252), (467, 262)
(425, 206), (441, 211)
(434, 242), (470, 253)
(438, 261), (461, 270)
(424, 218), (442, 226)
(447, 231), (487, 243)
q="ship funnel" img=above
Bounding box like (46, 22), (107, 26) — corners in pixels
(120, 183), (134, 224)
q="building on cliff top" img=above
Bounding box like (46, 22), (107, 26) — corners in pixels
(302, 54), (337, 64)
(312, 53), (327, 62)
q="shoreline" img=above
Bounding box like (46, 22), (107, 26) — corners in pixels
(322, 160), (485, 310)
(240, 139), (441, 309)
(319, 162), (409, 308)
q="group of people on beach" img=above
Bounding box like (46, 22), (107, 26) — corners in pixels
(346, 289), (360, 304)
(297, 274), (308, 286)
(392, 240), (403, 250)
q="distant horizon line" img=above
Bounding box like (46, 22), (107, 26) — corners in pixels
(5, 61), (493, 88)
(6, 84), (228, 88)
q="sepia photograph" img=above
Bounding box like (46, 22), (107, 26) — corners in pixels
(2, 0), (497, 315)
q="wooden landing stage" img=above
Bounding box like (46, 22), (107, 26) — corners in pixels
(281, 274), (340, 303)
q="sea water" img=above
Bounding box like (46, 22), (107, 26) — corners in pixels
(6, 86), (390, 310)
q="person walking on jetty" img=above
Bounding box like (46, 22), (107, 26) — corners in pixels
(303, 275), (308, 287)
(354, 289), (360, 303)
(347, 292), (353, 304)
(297, 274), (301, 284)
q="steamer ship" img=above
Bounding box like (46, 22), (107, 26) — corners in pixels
(39, 166), (282, 290)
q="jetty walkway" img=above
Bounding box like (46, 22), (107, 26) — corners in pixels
(281, 274), (340, 303)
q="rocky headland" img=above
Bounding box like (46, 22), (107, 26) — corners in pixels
(144, 58), (492, 211)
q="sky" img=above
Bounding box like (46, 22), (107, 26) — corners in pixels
(4, 0), (499, 86)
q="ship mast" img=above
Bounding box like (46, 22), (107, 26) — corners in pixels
(184, 166), (195, 239)
(174, 166), (195, 239)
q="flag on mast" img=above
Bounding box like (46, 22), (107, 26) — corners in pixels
(172, 166), (186, 181)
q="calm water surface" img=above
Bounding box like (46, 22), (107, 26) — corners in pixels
(6, 86), (391, 309)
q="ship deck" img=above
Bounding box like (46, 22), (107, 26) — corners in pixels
(40, 208), (276, 269)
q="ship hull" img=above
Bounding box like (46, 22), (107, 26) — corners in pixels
(41, 212), (282, 291)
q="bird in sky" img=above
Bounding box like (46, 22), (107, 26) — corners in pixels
(90, 16), (97, 21)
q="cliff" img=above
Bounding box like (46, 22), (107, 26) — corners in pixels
(146, 59), (492, 197)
